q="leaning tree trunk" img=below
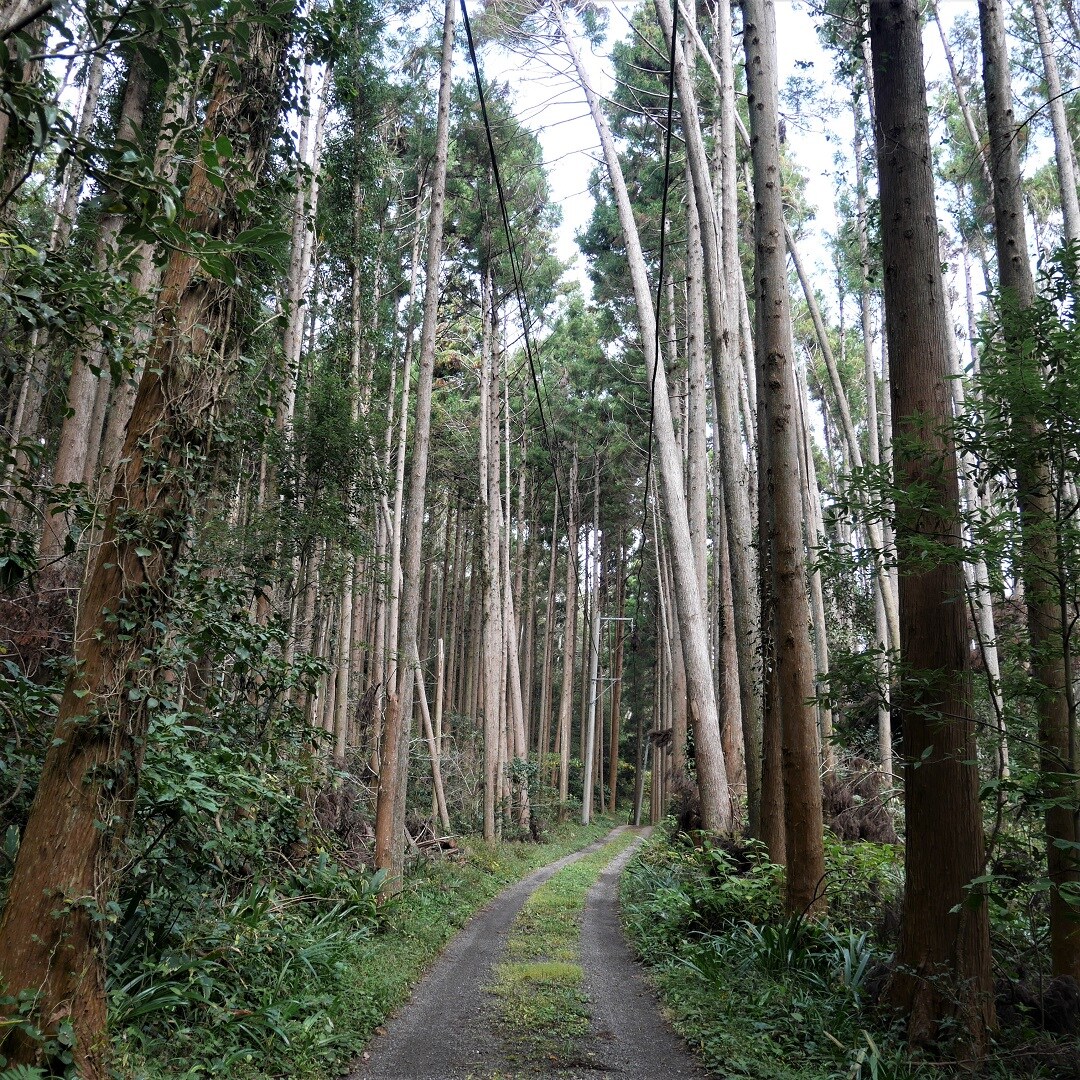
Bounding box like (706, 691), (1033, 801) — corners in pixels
(669, 0), (764, 833)
(980, 0), (1080, 981)
(869, 0), (995, 1051)
(554, 0), (731, 830)
(0, 19), (287, 1076)
(1031, 0), (1080, 244)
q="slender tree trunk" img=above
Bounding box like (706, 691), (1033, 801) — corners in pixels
(931, 0), (995, 200)
(581, 470), (602, 824)
(869, 0), (995, 1048)
(980, 0), (1080, 980)
(557, 453), (579, 808)
(480, 271), (504, 843)
(608, 551), (625, 813)
(384, 0), (456, 887)
(537, 486), (559, 762)
(1032, 0), (1080, 243)
(664, 0), (762, 833)
(795, 360), (833, 773)
(558, 0), (731, 828)
(39, 57), (151, 564)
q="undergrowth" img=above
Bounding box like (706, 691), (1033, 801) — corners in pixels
(111, 815), (619, 1079)
(620, 826), (920, 1080)
(621, 825), (1080, 1080)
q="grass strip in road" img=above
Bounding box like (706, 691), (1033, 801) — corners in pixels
(491, 829), (639, 1073)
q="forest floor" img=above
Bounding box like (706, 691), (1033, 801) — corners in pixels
(348, 826), (709, 1080)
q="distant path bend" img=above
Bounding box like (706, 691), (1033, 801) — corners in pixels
(350, 825), (709, 1079)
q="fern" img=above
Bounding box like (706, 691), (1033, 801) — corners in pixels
(0, 1066), (49, 1080)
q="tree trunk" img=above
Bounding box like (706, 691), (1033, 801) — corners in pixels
(741, 0), (825, 915)
(537, 486), (559, 762)
(787, 227), (900, 655)
(557, 0), (731, 830)
(557, 452), (579, 808)
(581, 470), (602, 824)
(387, 0), (456, 887)
(608, 551), (625, 813)
(664, 0), (762, 833)
(1031, 0), (1080, 244)
(869, 0), (995, 1048)
(0, 22), (287, 1073)
(480, 271), (504, 843)
(40, 57), (149, 561)
(980, 0), (1080, 980)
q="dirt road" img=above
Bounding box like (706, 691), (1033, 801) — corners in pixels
(350, 827), (708, 1080)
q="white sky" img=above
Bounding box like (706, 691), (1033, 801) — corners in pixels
(478, 0), (982, 307)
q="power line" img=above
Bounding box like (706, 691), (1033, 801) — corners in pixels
(459, 0), (568, 534)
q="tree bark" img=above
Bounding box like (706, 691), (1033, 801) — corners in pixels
(1031, 0), (1080, 244)
(556, 452), (579, 808)
(556, 0), (732, 828)
(667, 0), (763, 833)
(581, 469), (602, 824)
(741, 0), (825, 915)
(387, 0), (456, 886)
(869, 0), (995, 1048)
(980, 0), (1080, 980)
(0, 21), (287, 1073)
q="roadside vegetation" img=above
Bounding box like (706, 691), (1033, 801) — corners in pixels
(107, 816), (618, 1080)
(622, 821), (1080, 1080)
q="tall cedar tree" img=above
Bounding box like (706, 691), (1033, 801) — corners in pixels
(0, 14), (289, 1075)
(868, 0), (995, 1050)
(740, 0), (825, 913)
(979, 0), (1080, 979)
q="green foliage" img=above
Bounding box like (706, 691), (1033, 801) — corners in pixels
(621, 829), (915, 1080)
(110, 873), (385, 1073)
(0, 988), (75, 1078)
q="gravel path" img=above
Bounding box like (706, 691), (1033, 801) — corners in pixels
(349, 826), (709, 1080)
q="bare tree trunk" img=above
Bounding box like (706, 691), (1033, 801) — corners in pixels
(557, 453), (579, 808)
(608, 551), (625, 813)
(870, 0), (995, 1047)
(384, 0), (456, 887)
(40, 58), (150, 563)
(787, 227), (900, 655)
(557, 0), (731, 829)
(502, 365), (529, 826)
(665, 0), (762, 833)
(795, 360), (834, 773)
(480, 271), (504, 843)
(854, 109), (894, 784)
(980, 0), (1080, 980)
(537, 486), (559, 762)
(931, 0), (995, 200)
(581, 469), (602, 824)
(742, 0), (825, 914)
(1032, 0), (1080, 243)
